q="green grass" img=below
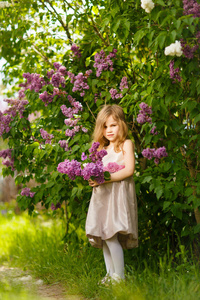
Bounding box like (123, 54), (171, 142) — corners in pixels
(0, 202), (200, 299)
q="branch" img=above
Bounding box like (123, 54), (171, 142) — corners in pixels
(85, 101), (96, 121)
(31, 44), (54, 67)
(88, 15), (109, 47)
(38, 0), (73, 44)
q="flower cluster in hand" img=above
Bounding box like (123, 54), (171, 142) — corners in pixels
(141, 0), (155, 13)
(103, 162), (125, 173)
(142, 146), (168, 164)
(164, 41), (183, 57)
(137, 102), (152, 124)
(169, 60), (182, 83)
(0, 149), (15, 171)
(21, 187), (35, 198)
(57, 142), (109, 184)
(93, 49), (117, 77)
(183, 0), (200, 18)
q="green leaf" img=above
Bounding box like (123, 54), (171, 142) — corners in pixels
(112, 19), (121, 33)
(194, 114), (200, 124)
(142, 176), (152, 183)
(163, 201), (171, 210)
(155, 186), (163, 199)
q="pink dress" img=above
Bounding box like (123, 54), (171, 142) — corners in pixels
(85, 146), (138, 249)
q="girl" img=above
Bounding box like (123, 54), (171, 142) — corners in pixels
(85, 104), (138, 283)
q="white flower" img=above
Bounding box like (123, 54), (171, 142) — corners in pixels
(141, 0), (155, 13)
(164, 41), (183, 57)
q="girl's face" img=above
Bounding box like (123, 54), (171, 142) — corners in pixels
(103, 115), (120, 144)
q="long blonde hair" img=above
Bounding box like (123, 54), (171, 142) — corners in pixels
(93, 105), (128, 152)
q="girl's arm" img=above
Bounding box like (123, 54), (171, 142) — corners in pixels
(89, 139), (135, 187)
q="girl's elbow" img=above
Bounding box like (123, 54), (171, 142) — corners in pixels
(126, 168), (134, 177)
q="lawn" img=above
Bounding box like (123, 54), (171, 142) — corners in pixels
(0, 202), (200, 300)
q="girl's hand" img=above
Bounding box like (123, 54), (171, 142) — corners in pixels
(88, 179), (99, 187)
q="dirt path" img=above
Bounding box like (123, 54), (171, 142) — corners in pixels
(0, 266), (82, 300)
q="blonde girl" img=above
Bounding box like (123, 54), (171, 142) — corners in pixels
(86, 104), (138, 283)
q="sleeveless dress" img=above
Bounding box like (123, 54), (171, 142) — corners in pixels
(85, 146), (138, 249)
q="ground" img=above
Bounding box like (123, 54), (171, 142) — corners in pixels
(0, 265), (82, 300)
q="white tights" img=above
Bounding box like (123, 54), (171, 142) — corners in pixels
(103, 234), (125, 279)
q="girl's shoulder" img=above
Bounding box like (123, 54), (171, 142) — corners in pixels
(123, 139), (134, 148)
(122, 139), (135, 153)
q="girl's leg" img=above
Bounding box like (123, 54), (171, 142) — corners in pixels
(105, 234), (125, 279)
(103, 241), (115, 276)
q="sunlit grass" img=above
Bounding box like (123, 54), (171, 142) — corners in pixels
(0, 202), (200, 299)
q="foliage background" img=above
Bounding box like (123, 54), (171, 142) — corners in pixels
(0, 0), (200, 257)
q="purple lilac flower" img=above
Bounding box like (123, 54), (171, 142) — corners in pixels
(71, 44), (82, 57)
(51, 203), (61, 210)
(0, 149), (15, 170)
(81, 127), (88, 133)
(154, 146), (168, 159)
(81, 152), (87, 161)
(53, 62), (61, 70)
(120, 77), (128, 91)
(109, 88), (123, 100)
(93, 49), (117, 77)
(64, 118), (79, 126)
(150, 126), (158, 135)
(57, 159), (82, 180)
(72, 73), (90, 97)
(39, 91), (54, 106)
(169, 60), (182, 83)
(180, 40), (199, 59)
(103, 162), (125, 173)
(40, 128), (54, 144)
(47, 69), (54, 78)
(142, 146), (168, 164)
(51, 72), (66, 88)
(21, 187), (35, 197)
(142, 148), (155, 160)
(22, 73), (46, 93)
(58, 140), (69, 151)
(136, 102), (152, 124)
(183, 0), (200, 18)
(89, 142), (100, 153)
(81, 161), (105, 184)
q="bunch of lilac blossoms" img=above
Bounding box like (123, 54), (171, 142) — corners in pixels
(120, 77), (128, 91)
(183, 0), (200, 18)
(180, 39), (199, 59)
(57, 159), (82, 180)
(71, 44), (82, 58)
(137, 102), (152, 124)
(0, 98), (29, 137)
(71, 70), (92, 97)
(93, 49), (117, 77)
(142, 146), (168, 164)
(109, 88), (123, 100)
(40, 129), (54, 144)
(60, 95), (87, 139)
(169, 60), (182, 83)
(21, 187), (35, 198)
(0, 149), (15, 171)
(57, 142), (109, 184)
